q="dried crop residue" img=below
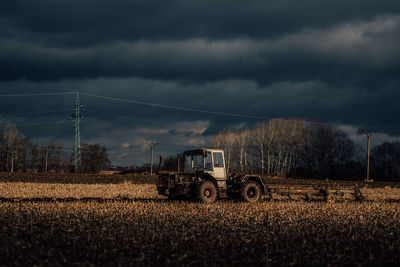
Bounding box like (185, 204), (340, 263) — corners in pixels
(0, 181), (400, 266)
(361, 187), (400, 201)
(0, 182), (159, 199)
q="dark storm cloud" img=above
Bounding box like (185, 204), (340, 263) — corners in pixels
(1, 14), (400, 87)
(1, 0), (400, 164)
(2, 0), (400, 44)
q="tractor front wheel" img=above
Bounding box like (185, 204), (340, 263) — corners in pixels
(196, 181), (217, 204)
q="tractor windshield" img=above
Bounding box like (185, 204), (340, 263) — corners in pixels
(184, 153), (204, 172)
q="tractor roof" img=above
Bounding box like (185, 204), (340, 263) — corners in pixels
(182, 148), (224, 156)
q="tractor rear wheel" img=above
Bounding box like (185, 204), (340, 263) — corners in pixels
(241, 181), (261, 203)
(196, 181), (217, 204)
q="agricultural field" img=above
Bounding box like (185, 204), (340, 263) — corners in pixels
(0, 174), (400, 266)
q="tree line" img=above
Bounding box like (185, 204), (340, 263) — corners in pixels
(3, 117), (399, 179)
(207, 119), (400, 181)
(0, 120), (110, 173)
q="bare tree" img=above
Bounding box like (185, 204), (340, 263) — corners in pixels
(371, 142), (400, 180)
(266, 119), (305, 177)
(297, 123), (356, 179)
(29, 143), (40, 172)
(14, 138), (29, 172)
(237, 129), (251, 172)
(80, 144), (110, 173)
(253, 122), (269, 175)
(162, 155), (178, 171)
(0, 120), (23, 171)
(209, 119), (360, 180)
(210, 132), (224, 149)
(284, 120), (306, 175)
(55, 145), (64, 172)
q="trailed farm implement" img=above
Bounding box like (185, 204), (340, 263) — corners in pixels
(156, 148), (364, 203)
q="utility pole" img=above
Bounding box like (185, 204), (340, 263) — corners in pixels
(45, 147), (48, 173)
(69, 92), (84, 173)
(362, 130), (375, 182)
(11, 151), (14, 173)
(147, 142), (158, 175)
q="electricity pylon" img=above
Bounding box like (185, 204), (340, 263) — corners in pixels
(69, 92), (84, 172)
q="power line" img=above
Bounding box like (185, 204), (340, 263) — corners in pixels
(85, 109), (161, 124)
(80, 92), (270, 120)
(0, 91), (394, 151)
(80, 92), (387, 131)
(0, 92), (75, 97)
(16, 120), (69, 126)
(1, 109), (71, 116)
(0, 91), (387, 130)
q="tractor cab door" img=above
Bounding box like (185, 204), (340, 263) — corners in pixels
(205, 151), (226, 180)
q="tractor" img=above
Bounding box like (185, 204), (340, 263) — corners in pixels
(156, 148), (363, 203)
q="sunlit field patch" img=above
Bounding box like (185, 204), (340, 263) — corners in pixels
(0, 182), (159, 199)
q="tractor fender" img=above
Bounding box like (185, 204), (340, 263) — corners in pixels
(198, 173), (219, 187)
(240, 175), (266, 194)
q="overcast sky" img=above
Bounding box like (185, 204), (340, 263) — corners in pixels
(1, 0), (399, 166)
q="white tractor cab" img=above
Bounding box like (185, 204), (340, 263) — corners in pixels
(183, 149), (226, 180)
(157, 148), (265, 203)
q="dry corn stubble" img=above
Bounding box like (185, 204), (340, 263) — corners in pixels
(0, 180), (400, 266)
(0, 182), (159, 199)
(2, 182), (400, 201)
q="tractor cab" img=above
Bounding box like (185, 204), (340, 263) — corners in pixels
(182, 148), (226, 180)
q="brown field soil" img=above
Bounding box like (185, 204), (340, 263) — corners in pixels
(1, 175), (400, 266)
